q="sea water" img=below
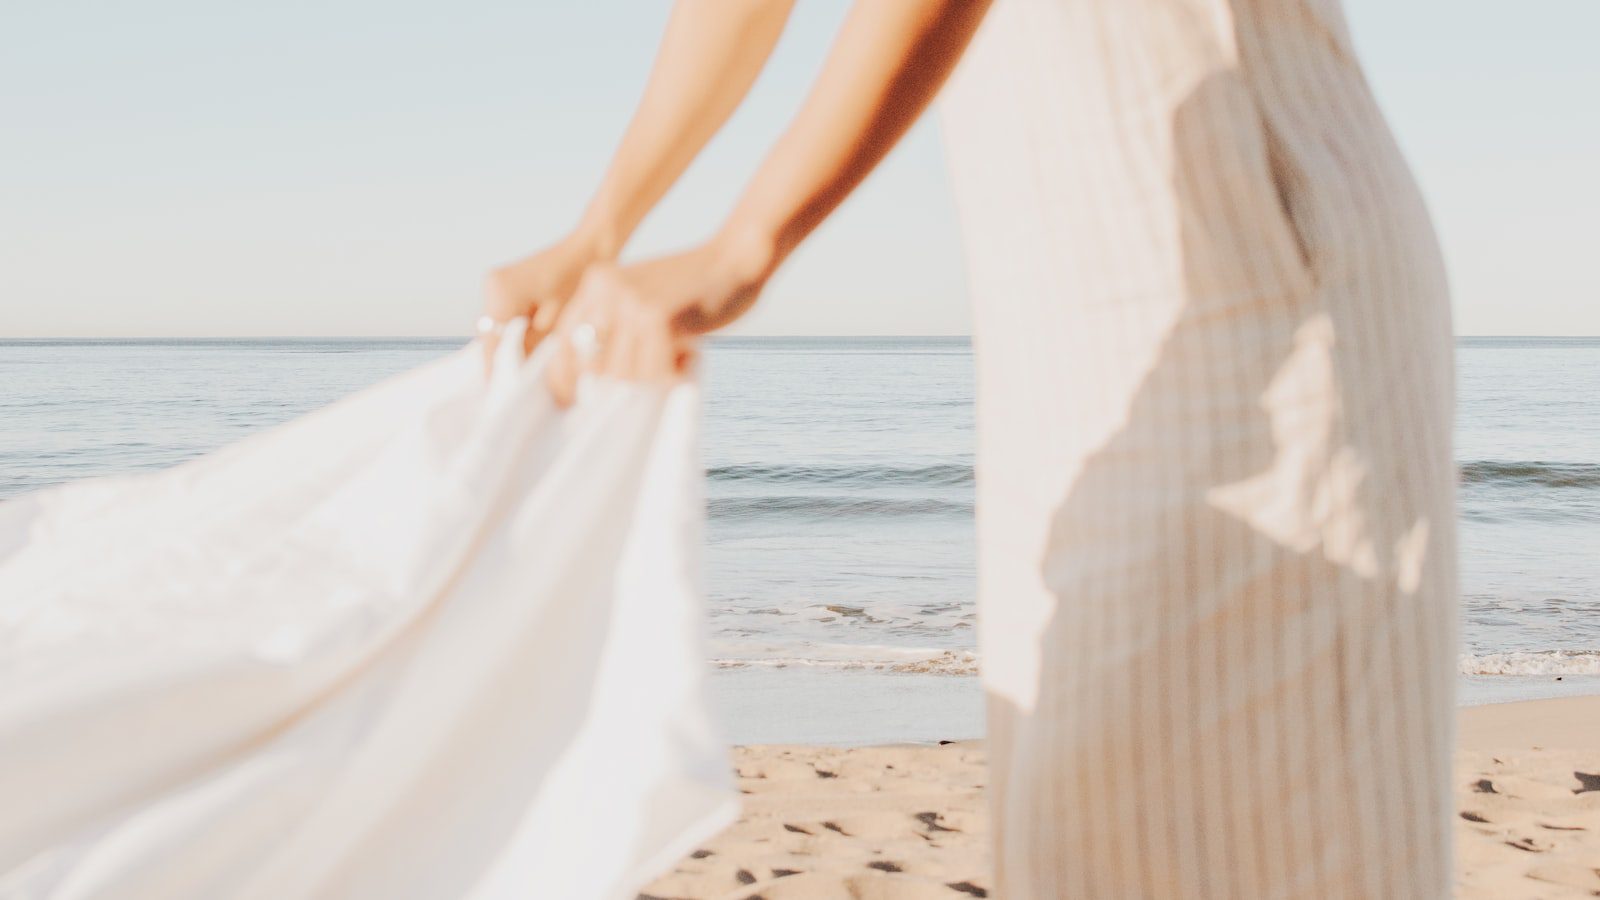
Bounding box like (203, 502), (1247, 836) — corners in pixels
(3, 336), (1598, 742)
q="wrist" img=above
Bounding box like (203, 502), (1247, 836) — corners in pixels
(569, 211), (628, 263)
(660, 225), (779, 335)
(710, 219), (782, 287)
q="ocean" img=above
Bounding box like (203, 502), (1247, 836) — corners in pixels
(3, 336), (1598, 743)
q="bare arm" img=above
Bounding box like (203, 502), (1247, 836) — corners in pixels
(573, 0), (797, 258)
(545, 0), (992, 402)
(722, 0), (992, 280)
(483, 0), (794, 348)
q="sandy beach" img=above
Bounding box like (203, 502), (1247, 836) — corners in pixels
(644, 695), (1600, 899)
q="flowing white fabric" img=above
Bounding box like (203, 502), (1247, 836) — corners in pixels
(0, 323), (737, 899)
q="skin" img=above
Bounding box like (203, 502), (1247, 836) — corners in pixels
(481, 0), (992, 404)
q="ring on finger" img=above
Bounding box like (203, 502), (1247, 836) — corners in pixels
(569, 321), (605, 361)
(476, 315), (507, 338)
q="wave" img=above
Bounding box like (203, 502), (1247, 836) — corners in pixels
(712, 649), (979, 677)
(708, 462), (973, 487)
(707, 459), (1600, 492)
(1460, 460), (1600, 489)
(715, 648), (1600, 678)
(708, 496), (971, 519)
(720, 643), (1600, 672)
(705, 459), (1599, 494)
(1458, 650), (1600, 675)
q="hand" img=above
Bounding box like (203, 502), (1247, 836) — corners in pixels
(544, 233), (775, 407)
(481, 234), (607, 373)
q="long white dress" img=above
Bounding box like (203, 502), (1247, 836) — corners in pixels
(0, 324), (736, 899)
(941, 0), (1456, 896)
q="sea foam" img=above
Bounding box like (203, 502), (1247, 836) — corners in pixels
(1458, 650), (1600, 675)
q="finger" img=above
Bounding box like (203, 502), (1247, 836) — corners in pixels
(531, 300), (562, 335)
(522, 298), (572, 356)
(635, 309), (688, 383)
(570, 304), (615, 381)
(674, 343), (699, 378)
(548, 265), (624, 401)
(481, 273), (517, 377)
(522, 311), (544, 357)
(643, 321), (682, 383)
(545, 330), (579, 408)
(582, 326), (608, 380)
(588, 314), (627, 380)
(544, 291), (599, 408)
(521, 319), (546, 358)
(620, 322), (666, 383)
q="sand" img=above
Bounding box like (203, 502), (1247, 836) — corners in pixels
(1455, 696), (1600, 898)
(642, 695), (1600, 899)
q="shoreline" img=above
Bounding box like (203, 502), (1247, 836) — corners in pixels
(709, 668), (1600, 746)
(648, 695), (1600, 899)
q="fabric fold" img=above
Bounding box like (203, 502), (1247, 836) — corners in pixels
(0, 328), (736, 899)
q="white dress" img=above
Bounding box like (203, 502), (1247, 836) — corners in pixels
(0, 324), (736, 899)
(941, 0), (1456, 896)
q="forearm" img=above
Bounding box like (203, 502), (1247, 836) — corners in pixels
(573, 0), (796, 258)
(718, 0), (991, 269)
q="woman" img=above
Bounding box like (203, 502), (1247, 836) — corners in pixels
(491, 0), (1457, 897)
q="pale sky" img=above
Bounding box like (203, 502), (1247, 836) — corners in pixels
(2, 1), (1596, 337)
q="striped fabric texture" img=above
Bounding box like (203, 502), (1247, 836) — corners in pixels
(940, 0), (1456, 896)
